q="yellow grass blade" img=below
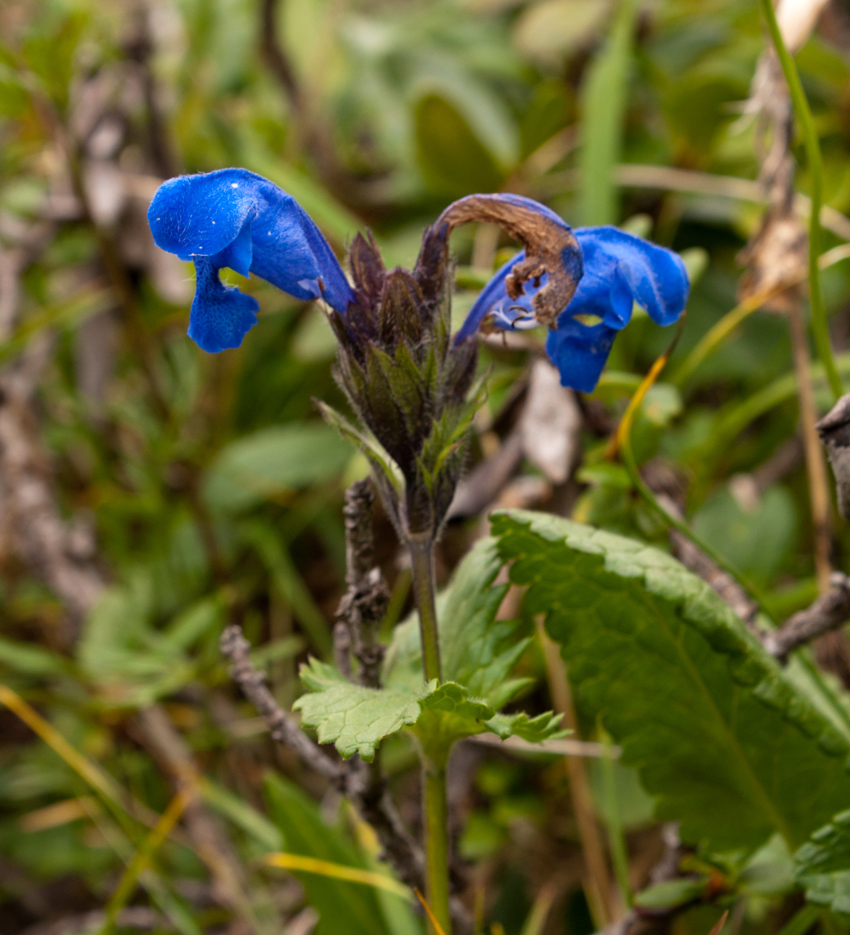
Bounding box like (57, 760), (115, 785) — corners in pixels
(101, 789), (193, 934)
(20, 797), (94, 832)
(265, 852), (411, 899)
(0, 684), (125, 808)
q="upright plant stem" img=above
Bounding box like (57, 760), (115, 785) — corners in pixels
(422, 755), (451, 935)
(760, 0), (843, 402)
(407, 533), (450, 934)
(788, 302), (833, 593)
(409, 534), (442, 683)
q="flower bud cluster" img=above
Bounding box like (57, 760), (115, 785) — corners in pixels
(327, 224), (478, 539)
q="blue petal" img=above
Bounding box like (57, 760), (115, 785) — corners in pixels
(148, 169), (355, 351)
(545, 318), (618, 393)
(572, 226), (689, 329)
(188, 258), (260, 353)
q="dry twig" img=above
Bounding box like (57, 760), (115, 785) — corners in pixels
(220, 625), (343, 783)
(336, 479), (390, 688)
(764, 573), (850, 659)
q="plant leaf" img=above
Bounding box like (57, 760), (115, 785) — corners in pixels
(578, 0), (636, 225)
(295, 659), (432, 761)
(203, 423), (352, 512)
(492, 509), (850, 853)
(794, 810), (850, 915)
(297, 537), (563, 760)
(264, 774), (401, 935)
(383, 537), (533, 707)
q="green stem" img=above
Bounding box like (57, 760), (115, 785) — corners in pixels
(423, 756), (452, 935)
(408, 534), (442, 683)
(407, 533), (450, 933)
(760, 0), (843, 402)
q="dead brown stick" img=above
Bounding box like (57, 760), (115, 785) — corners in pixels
(219, 624), (342, 783)
(219, 622), (429, 896)
(764, 573), (850, 660)
(337, 479), (389, 688)
(0, 232), (106, 638)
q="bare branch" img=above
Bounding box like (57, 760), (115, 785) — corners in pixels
(337, 479), (389, 688)
(219, 622), (430, 900)
(764, 573), (850, 659)
(219, 624), (343, 783)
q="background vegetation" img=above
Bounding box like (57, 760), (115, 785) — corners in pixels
(5, 0), (850, 933)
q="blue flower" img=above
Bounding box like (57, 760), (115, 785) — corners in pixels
(460, 222), (689, 392)
(147, 169), (355, 352)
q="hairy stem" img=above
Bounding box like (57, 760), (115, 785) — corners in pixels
(422, 755), (452, 935)
(408, 534), (442, 683)
(760, 0), (842, 402)
(407, 534), (450, 933)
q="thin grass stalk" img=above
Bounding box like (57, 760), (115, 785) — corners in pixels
(759, 0), (843, 402)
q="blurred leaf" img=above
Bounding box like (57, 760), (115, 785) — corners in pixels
(201, 779), (282, 851)
(662, 67), (749, 154)
(794, 809), (850, 914)
(415, 93), (503, 196)
(264, 773), (404, 935)
(204, 424), (352, 512)
(578, 0), (636, 225)
(494, 510), (850, 852)
(239, 520), (333, 658)
(693, 485), (797, 585)
(514, 0), (611, 66)
(0, 638), (69, 676)
(634, 877), (709, 910)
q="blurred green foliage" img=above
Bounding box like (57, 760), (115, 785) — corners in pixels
(5, 0), (850, 933)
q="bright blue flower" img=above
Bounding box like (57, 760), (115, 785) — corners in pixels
(460, 223), (689, 392)
(147, 168), (355, 352)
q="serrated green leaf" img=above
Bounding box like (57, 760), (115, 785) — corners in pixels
(413, 682), (497, 758)
(493, 510), (850, 853)
(295, 659), (431, 761)
(296, 658), (532, 762)
(298, 538), (563, 760)
(795, 810), (850, 915)
(484, 711), (565, 744)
